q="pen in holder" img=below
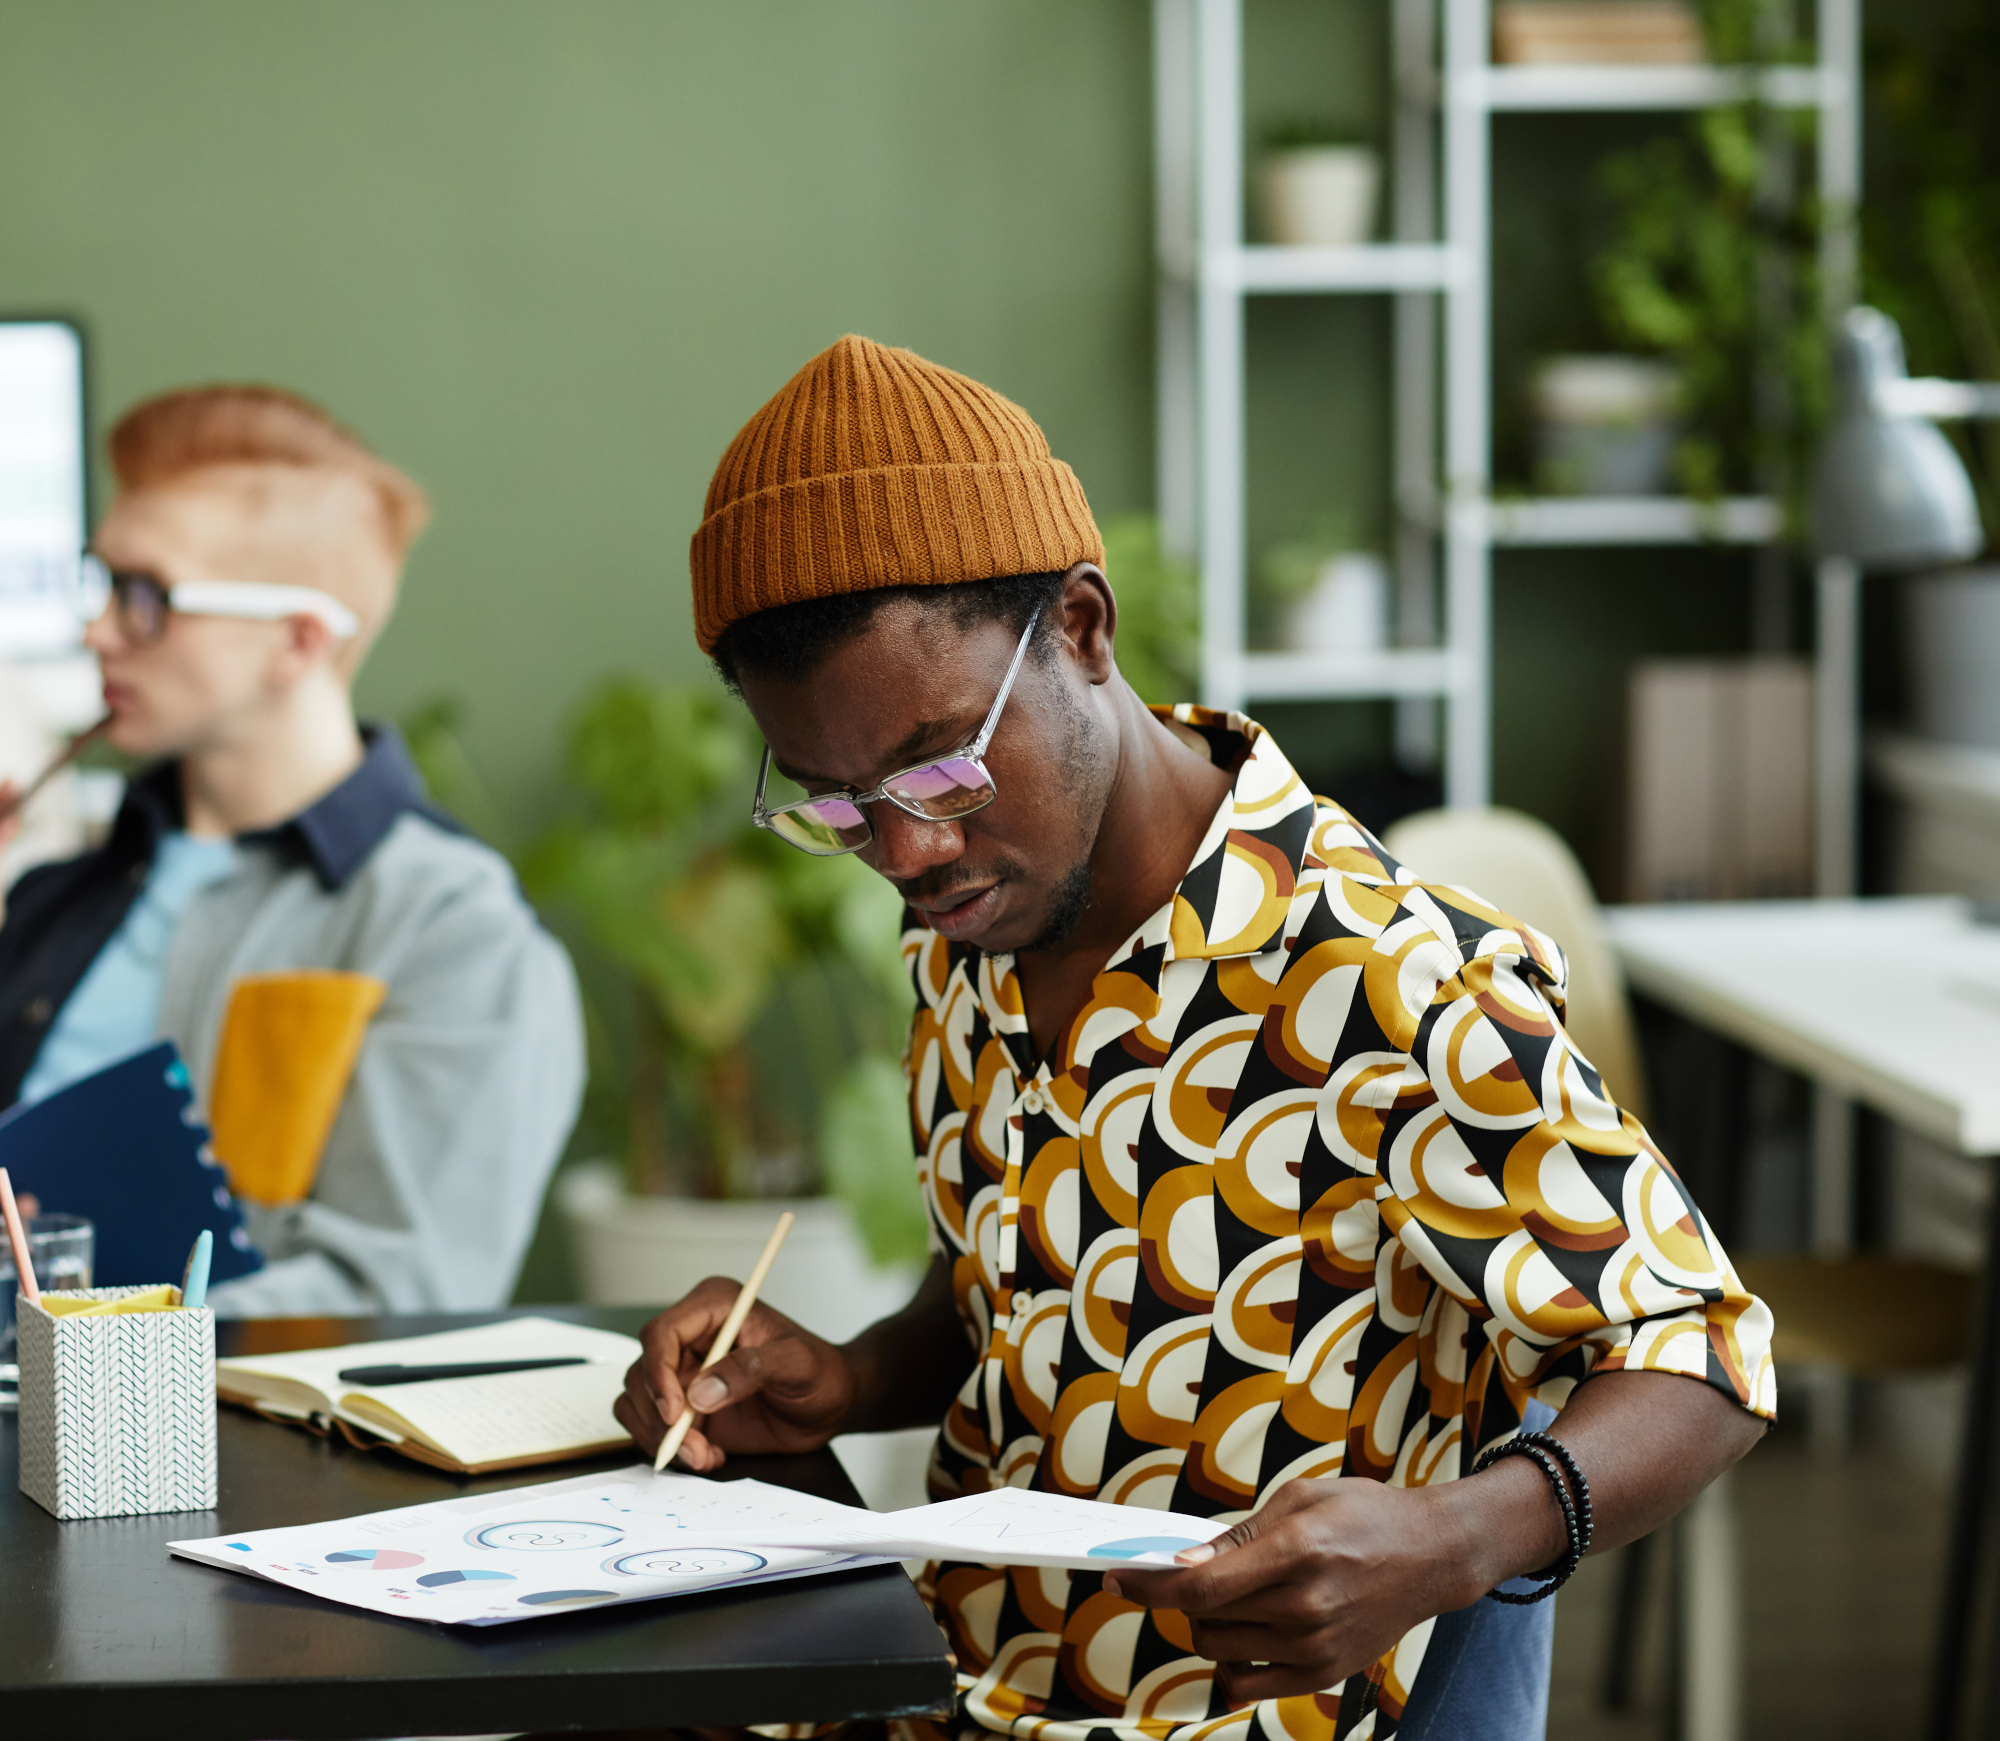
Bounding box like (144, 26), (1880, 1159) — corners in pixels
(16, 1285), (217, 1520)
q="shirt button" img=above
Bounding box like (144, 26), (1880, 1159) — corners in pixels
(1013, 1290), (1034, 1315)
(1020, 1087), (1045, 1116)
(24, 996), (52, 1026)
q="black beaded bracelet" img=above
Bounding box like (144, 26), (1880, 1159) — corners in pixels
(1471, 1439), (1585, 1604)
(1517, 1430), (1594, 1553)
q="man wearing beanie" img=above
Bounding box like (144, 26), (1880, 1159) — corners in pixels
(0, 385), (583, 1315)
(618, 337), (1771, 1741)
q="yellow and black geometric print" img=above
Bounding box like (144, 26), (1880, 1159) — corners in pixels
(902, 707), (1774, 1741)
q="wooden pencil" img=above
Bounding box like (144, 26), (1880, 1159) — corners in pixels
(1, 1166), (41, 1306)
(652, 1210), (795, 1472)
(0, 716), (111, 826)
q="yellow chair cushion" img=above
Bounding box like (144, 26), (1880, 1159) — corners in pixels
(1737, 1255), (1975, 1374)
(208, 971), (388, 1207)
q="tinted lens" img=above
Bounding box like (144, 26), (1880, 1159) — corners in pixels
(114, 572), (169, 643)
(766, 797), (872, 856)
(884, 756), (995, 819)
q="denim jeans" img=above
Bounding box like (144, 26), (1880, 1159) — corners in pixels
(1394, 1592), (1555, 1741)
(1397, 1395), (1560, 1739)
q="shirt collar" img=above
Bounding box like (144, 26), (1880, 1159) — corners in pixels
(1144, 704), (1318, 963)
(247, 725), (448, 890)
(116, 724), (449, 893)
(966, 708), (1322, 1077)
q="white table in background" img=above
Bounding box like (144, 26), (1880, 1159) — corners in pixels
(1603, 896), (2000, 1741)
(1604, 896), (2000, 1157)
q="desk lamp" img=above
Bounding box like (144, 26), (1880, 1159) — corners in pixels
(1807, 307), (1992, 897)
(1813, 306), (1985, 569)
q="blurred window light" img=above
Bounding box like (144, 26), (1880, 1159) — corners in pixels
(0, 321), (87, 658)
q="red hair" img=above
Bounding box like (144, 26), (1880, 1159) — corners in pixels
(107, 385), (429, 558)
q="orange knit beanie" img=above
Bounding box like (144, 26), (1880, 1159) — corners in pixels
(689, 335), (1104, 652)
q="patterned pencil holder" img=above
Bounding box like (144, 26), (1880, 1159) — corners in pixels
(16, 1286), (217, 1520)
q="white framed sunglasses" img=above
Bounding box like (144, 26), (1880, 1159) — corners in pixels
(76, 552), (360, 643)
(753, 609), (1039, 856)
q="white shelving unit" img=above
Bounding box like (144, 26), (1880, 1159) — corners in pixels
(1153, 0), (1860, 844)
(1485, 495), (1783, 546)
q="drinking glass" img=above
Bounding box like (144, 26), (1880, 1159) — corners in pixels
(0, 1214), (95, 1407)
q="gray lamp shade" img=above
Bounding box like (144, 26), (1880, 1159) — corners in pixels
(1813, 306), (1985, 570)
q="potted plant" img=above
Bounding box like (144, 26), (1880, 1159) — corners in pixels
(411, 680), (928, 1335)
(1583, 0), (1825, 507)
(1255, 119), (1381, 250)
(1255, 511), (1390, 655)
(1527, 353), (1682, 496)
(1097, 513), (1201, 705)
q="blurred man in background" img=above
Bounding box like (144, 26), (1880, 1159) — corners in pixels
(0, 386), (583, 1313)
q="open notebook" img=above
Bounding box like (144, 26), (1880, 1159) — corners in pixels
(215, 1318), (641, 1474)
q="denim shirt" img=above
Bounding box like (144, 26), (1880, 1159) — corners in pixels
(0, 728), (585, 1315)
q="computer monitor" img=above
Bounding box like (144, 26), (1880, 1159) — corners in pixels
(0, 320), (87, 658)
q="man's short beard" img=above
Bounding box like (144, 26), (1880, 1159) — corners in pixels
(1018, 860), (1092, 955)
(1013, 673), (1104, 956)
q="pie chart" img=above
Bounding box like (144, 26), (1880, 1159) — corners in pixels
(325, 1548), (425, 1569)
(517, 1589), (614, 1607)
(1085, 1536), (1205, 1560)
(417, 1568), (517, 1588)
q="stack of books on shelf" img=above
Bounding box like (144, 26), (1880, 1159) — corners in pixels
(1493, 1), (1706, 65)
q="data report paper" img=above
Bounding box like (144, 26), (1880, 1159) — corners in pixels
(169, 1466), (1229, 1627)
(169, 1466), (887, 1626)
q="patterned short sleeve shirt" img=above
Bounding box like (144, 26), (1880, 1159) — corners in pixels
(903, 708), (1775, 1741)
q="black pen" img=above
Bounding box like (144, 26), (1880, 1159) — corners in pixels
(337, 1357), (591, 1387)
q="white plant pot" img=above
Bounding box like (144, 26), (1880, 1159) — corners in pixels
(556, 1161), (920, 1337)
(1529, 354), (1680, 496)
(1286, 553), (1390, 654)
(1257, 147), (1381, 248)
(555, 1162), (936, 1509)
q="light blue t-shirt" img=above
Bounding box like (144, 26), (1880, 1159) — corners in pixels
(18, 831), (240, 1106)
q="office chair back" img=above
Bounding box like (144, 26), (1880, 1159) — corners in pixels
(1380, 805), (1649, 1122)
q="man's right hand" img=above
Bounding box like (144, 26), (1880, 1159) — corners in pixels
(613, 1278), (859, 1472)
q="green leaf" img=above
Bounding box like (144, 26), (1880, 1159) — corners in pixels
(565, 680), (747, 830)
(829, 857), (916, 1012)
(517, 669), (928, 1198)
(1589, 92), (1825, 511)
(647, 860), (788, 1054)
(821, 1054), (930, 1269)
(399, 694), (510, 847)
(1099, 513), (1200, 707)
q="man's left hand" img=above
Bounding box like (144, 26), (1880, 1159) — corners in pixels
(1101, 1477), (1482, 1706)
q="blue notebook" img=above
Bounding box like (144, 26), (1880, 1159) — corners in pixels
(0, 1042), (264, 1288)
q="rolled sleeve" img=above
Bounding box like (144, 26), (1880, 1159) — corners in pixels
(1370, 929), (1776, 1425)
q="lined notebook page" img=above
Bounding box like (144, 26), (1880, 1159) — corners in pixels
(217, 1316), (640, 1408)
(346, 1361), (631, 1466)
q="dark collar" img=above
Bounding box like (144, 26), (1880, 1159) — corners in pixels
(116, 725), (455, 893)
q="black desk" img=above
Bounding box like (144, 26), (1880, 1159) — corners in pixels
(0, 1308), (954, 1739)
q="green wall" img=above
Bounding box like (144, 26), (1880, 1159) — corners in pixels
(0, 0), (1155, 833)
(1, 0), (1776, 895)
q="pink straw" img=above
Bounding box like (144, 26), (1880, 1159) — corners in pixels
(0, 1167), (40, 1305)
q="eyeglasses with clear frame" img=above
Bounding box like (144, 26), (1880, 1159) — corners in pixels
(752, 610), (1039, 856)
(75, 552), (360, 645)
